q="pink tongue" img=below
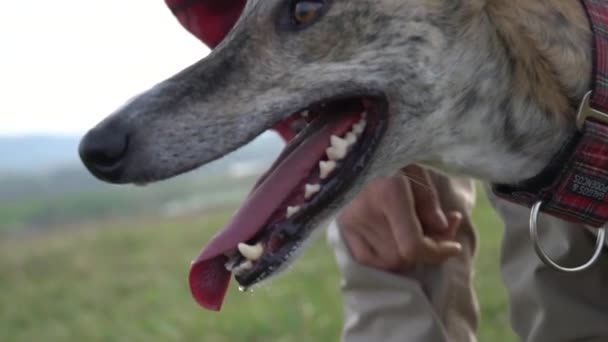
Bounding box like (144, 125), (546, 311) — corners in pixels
(189, 115), (359, 311)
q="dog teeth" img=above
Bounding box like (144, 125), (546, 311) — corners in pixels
(233, 260), (253, 274)
(353, 120), (367, 135)
(304, 183), (321, 199)
(238, 242), (264, 261)
(286, 206), (301, 218)
(326, 147), (343, 161)
(301, 110), (309, 118)
(331, 135), (349, 149)
(319, 160), (337, 179)
(361, 111), (368, 119)
(326, 135), (349, 160)
(345, 132), (357, 145)
(224, 258), (239, 271)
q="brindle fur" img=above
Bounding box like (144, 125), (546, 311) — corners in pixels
(87, 0), (592, 255)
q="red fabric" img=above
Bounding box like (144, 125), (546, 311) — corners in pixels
(165, 0), (246, 48)
(585, 0), (608, 113)
(546, 120), (608, 227)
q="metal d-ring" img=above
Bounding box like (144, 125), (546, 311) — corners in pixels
(529, 201), (606, 273)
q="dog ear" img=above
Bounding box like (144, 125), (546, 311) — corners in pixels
(166, 0), (246, 48)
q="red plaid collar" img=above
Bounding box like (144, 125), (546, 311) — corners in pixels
(494, 0), (608, 228)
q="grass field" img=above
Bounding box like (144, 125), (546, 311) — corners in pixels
(0, 192), (516, 342)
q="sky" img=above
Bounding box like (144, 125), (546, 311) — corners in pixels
(0, 0), (210, 136)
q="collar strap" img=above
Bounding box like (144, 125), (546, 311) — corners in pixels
(493, 0), (608, 228)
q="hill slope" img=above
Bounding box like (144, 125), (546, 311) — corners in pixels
(0, 135), (80, 173)
(0, 193), (515, 342)
(0, 133), (283, 175)
(0, 133), (284, 232)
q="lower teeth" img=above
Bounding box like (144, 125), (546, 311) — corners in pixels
(231, 112), (369, 282)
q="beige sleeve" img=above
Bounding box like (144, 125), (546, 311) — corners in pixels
(327, 173), (479, 342)
(486, 186), (608, 342)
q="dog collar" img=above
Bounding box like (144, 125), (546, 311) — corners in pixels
(492, 0), (608, 272)
(493, 0), (608, 228)
(493, 91), (608, 228)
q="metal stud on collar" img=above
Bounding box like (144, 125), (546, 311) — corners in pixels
(529, 201), (606, 273)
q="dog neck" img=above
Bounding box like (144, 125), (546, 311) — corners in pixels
(427, 0), (593, 183)
(486, 0), (592, 113)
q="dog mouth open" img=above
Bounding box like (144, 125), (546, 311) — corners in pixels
(189, 96), (388, 310)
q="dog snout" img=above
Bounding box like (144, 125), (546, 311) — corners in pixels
(79, 119), (131, 183)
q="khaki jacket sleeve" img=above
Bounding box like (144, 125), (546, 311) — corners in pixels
(486, 186), (608, 342)
(327, 173), (479, 342)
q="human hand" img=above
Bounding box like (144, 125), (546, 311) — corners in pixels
(337, 165), (463, 273)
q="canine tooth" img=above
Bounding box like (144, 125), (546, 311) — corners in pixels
(287, 206), (301, 218)
(305, 184), (321, 199)
(238, 242), (264, 261)
(319, 160), (337, 179)
(345, 132), (357, 145)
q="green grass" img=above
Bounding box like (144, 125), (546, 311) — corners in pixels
(472, 191), (516, 342)
(0, 193), (515, 342)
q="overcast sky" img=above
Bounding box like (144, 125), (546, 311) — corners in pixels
(1, 0), (210, 136)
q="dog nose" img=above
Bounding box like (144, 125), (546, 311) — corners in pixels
(79, 120), (130, 182)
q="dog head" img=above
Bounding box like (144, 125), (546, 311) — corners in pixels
(79, 0), (591, 310)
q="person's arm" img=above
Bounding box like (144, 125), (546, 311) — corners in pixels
(328, 166), (478, 342)
(338, 165), (466, 272)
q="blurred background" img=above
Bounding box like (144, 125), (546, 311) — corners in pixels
(0, 1), (515, 341)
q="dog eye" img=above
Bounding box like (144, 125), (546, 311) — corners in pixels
(290, 0), (326, 27)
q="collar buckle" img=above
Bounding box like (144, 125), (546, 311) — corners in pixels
(576, 91), (608, 129)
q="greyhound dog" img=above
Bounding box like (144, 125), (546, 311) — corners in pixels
(79, 0), (592, 309)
